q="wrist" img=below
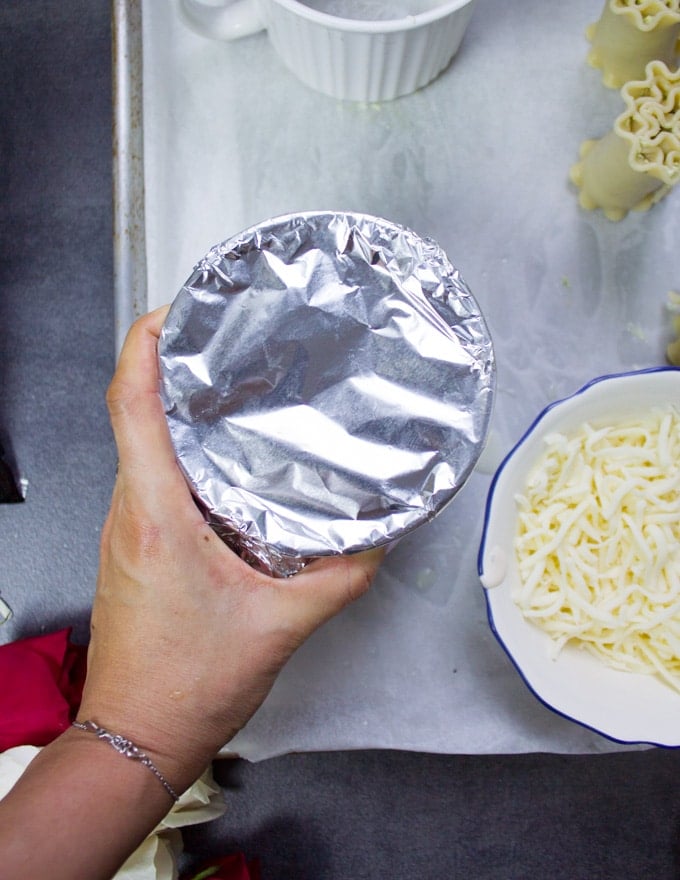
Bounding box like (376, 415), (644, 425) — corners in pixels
(71, 720), (181, 803)
(76, 691), (221, 795)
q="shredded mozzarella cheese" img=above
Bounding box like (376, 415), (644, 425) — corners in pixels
(513, 406), (680, 692)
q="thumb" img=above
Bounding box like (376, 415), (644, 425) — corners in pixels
(106, 306), (193, 506)
(274, 546), (386, 639)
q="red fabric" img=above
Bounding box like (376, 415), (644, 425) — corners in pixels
(0, 628), (88, 750)
(182, 853), (261, 880)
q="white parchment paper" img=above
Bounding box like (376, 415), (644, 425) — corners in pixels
(139, 0), (679, 758)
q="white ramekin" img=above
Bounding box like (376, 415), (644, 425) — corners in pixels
(180, 0), (479, 101)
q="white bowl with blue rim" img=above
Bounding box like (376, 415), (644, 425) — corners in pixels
(478, 367), (680, 747)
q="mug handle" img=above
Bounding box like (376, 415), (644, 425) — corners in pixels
(180, 0), (265, 41)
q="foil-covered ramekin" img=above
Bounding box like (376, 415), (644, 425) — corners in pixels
(159, 211), (495, 576)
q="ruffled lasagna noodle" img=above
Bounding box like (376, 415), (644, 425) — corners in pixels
(513, 407), (680, 692)
(587, 0), (680, 89)
(570, 60), (680, 220)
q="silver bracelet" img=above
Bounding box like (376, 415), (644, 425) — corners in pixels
(72, 719), (180, 802)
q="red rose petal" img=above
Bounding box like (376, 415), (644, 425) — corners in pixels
(0, 628), (88, 750)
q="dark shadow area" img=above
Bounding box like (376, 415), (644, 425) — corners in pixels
(0, 435), (24, 503)
(183, 749), (680, 880)
(183, 816), (334, 880)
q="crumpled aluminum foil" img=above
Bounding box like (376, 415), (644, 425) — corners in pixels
(158, 211), (495, 576)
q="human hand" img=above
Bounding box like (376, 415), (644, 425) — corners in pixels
(79, 307), (384, 793)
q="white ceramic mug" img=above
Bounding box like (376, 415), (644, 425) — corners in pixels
(180, 0), (478, 102)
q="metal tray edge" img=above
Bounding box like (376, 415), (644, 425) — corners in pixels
(113, 0), (148, 357)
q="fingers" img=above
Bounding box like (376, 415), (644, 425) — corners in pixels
(106, 307), (185, 499)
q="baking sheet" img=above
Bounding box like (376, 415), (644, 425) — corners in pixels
(123, 0), (679, 759)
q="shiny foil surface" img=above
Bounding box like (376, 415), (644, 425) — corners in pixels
(158, 212), (495, 576)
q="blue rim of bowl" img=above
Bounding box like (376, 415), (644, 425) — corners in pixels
(477, 365), (680, 749)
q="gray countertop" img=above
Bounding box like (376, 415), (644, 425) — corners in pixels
(0, 1), (116, 645)
(1, 3), (679, 878)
